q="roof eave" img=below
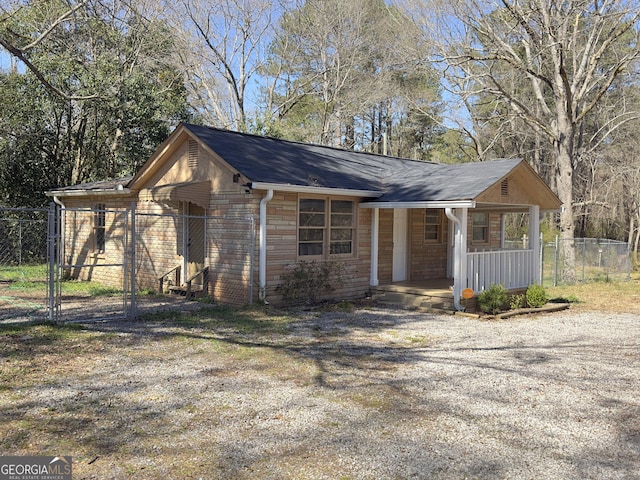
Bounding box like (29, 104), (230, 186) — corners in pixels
(360, 200), (477, 209)
(46, 188), (132, 198)
(250, 182), (383, 198)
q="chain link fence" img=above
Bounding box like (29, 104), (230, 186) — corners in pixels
(541, 237), (631, 286)
(135, 210), (255, 307)
(1, 205), (255, 323)
(0, 207), (50, 321)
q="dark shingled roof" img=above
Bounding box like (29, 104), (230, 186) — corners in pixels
(51, 176), (133, 193)
(184, 123), (520, 203)
(49, 124), (523, 203)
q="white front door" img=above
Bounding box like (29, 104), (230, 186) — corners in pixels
(392, 209), (408, 282)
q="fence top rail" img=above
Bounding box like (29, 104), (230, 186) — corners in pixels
(0, 216), (47, 222)
(0, 207), (50, 213)
(135, 212), (254, 221)
(468, 249), (534, 255)
(61, 207), (130, 213)
(544, 237), (628, 245)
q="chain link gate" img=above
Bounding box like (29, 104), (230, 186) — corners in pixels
(0, 207), (50, 321)
(54, 204), (133, 322)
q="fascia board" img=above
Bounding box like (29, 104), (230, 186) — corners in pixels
(46, 189), (132, 197)
(250, 182), (383, 198)
(359, 200), (476, 209)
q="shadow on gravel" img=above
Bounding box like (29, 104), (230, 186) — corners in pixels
(2, 304), (639, 479)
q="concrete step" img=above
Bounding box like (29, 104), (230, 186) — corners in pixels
(374, 291), (454, 311)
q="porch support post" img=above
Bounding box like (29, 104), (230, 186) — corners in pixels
(458, 207), (468, 295)
(445, 207), (468, 311)
(528, 205), (540, 284)
(370, 208), (379, 286)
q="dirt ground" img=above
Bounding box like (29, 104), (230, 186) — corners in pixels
(1, 303), (639, 479)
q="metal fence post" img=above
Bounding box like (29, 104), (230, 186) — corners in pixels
(581, 239), (586, 282)
(47, 203), (56, 322)
(553, 235), (559, 287)
(606, 239), (611, 281)
(539, 232), (543, 285)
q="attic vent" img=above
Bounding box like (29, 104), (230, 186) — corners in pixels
(501, 178), (509, 197)
(188, 140), (198, 168)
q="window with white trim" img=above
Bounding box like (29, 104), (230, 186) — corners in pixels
(472, 211), (489, 243)
(298, 198), (355, 257)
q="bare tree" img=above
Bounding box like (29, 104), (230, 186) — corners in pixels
(166, 0), (282, 131)
(399, 0), (640, 279)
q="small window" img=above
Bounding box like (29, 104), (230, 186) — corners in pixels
(93, 204), (106, 253)
(424, 209), (441, 242)
(472, 212), (489, 243)
(298, 198), (355, 257)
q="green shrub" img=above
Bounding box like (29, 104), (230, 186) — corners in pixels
(276, 261), (344, 305)
(477, 284), (509, 314)
(509, 293), (526, 310)
(525, 284), (548, 308)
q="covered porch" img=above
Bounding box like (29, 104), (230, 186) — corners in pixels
(358, 158), (560, 311)
(364, 204), (542, 312)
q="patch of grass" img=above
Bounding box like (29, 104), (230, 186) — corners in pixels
(0, 264), (47, 282)
(140, 304), (296, 335)
(546, 272), (640, 313)
(0, 322), (104, 392)
(59, 280), (121, 296)
(6, 280), (45, 291)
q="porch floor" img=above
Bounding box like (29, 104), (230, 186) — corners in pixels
(372, 278), (461, 311)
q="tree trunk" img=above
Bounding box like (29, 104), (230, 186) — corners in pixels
(555, 110), (577, 283)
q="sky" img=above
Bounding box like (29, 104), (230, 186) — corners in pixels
(1, 51), (13, 71)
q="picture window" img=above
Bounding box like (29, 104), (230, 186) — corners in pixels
(299, 198), (354, 257)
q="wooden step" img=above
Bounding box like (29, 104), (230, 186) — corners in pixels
(169, 285), (204, 297)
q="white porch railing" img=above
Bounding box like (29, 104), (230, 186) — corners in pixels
(466, 249), (536, 292)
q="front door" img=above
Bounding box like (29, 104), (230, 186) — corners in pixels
(392, 209), (408, 282)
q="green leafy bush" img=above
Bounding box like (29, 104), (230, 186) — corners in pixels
(525, 284), (548, 308)
(276, 261), (344, 305)
(509, 293), (526, 310)
(477, 284), (509, 314)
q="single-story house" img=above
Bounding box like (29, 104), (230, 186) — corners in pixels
(47, 123), (562, 309)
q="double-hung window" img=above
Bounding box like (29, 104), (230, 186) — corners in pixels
(472, 211), (489, 244)
(298, 198), (354, 257)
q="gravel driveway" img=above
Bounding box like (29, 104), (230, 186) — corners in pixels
(4, 306), (640, 479)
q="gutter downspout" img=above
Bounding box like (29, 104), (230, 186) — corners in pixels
(259, 189), (274, 302)
(445, 208), (463, 311)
